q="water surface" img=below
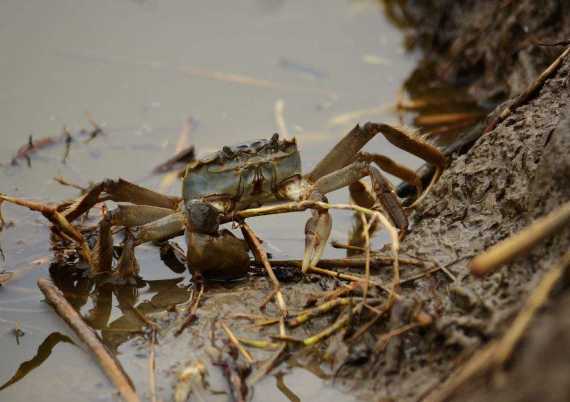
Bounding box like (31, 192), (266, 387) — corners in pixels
(0, 1), (433, 400)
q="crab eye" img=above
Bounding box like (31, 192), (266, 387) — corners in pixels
(270, 133), (279, 145)
(222, 146), (235, 158)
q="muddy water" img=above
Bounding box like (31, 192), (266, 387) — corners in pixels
(0, 1), (457, 401)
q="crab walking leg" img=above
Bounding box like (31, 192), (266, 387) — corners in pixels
(356, 152), (423, 198)
(110, 213), (185, 284)
(61, 178), (180, 222)
(278, 179), (332, 273)
(307, 123), (383, 182)
(375, 124), (445, 206)
(91, 205), (179, 276)
(307, 122), (444, 205)
(315, 161), (408, 233)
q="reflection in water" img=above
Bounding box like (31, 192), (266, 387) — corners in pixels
(0, 332), (76, 391)
(380, 0), (414, 31)
(347, 212), (380, 256)
(275, 371), (301, 402)
(48, 268), (193, 353)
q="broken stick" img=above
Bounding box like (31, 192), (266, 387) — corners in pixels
(37, 278), (139, 402)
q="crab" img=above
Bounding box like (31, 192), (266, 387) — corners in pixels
(0, 122), (444, 284)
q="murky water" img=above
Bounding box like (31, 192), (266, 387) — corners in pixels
(0, 1), (476, 401)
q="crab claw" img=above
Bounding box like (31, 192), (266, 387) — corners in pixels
(185, 200), (250, 279)
(301, 210), (332, 273)
(186, 230), (250, 279)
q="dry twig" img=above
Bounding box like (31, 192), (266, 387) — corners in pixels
(37, 278), (139, 402)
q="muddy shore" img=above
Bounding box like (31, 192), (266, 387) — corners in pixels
(109, 3), (570, 401)
(339, 1), (570, 400)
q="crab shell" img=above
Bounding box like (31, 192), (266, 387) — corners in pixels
(182, 134), (301, 211)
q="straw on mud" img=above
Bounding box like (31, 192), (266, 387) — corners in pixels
(248, 344), (288, 385)
(427, 249), (570, 402)
(220, 321), (254, 364)
(484, 45), (570, 135)
(345, 303), (389, 343)
(376, 322), (423, 350)
(317, 282), (360, 302)
(37, 279), (140, 402)
(228, 313), (271, 322)
(240, 222), (288, 335)
(244, 318), (280, 329)
(175, 280), (204, 336)
(469, 199), (570, 276)
(400, 267), (442, 285)
(288, 297), (380, 328)
(260, 254), (427, 269)
(303, 303), (363, 346)
(259, 289), (279, 310)
(238, 338), (280, 350)
(149, 329), (157, 402)
(307, 266), (397, 298)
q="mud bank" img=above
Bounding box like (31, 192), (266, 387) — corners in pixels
(348, 60), (570, 401)
(406, 0), (570, 101)
(114, 59), (570, 402)
(41, 4), (570, 402)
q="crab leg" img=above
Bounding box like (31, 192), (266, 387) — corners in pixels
(307, 122), (444, 206)
(355, 152), (423, 198)
(109, 212), (185, 284)
(91, 205), (179, 276)
(61, 178), (180, 222)
(315, 161), (408, 232)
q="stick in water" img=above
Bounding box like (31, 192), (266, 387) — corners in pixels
(37, 279), (140, 402)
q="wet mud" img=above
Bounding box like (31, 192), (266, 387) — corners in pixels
(109, 58), (570, 401)
(406, 0), (570, 101)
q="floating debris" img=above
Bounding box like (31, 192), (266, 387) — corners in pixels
(278, 58), (327, 78)
(11, 321), (25, 345)
(363, 54), (392, 67)
(0, 271), (13, 285)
